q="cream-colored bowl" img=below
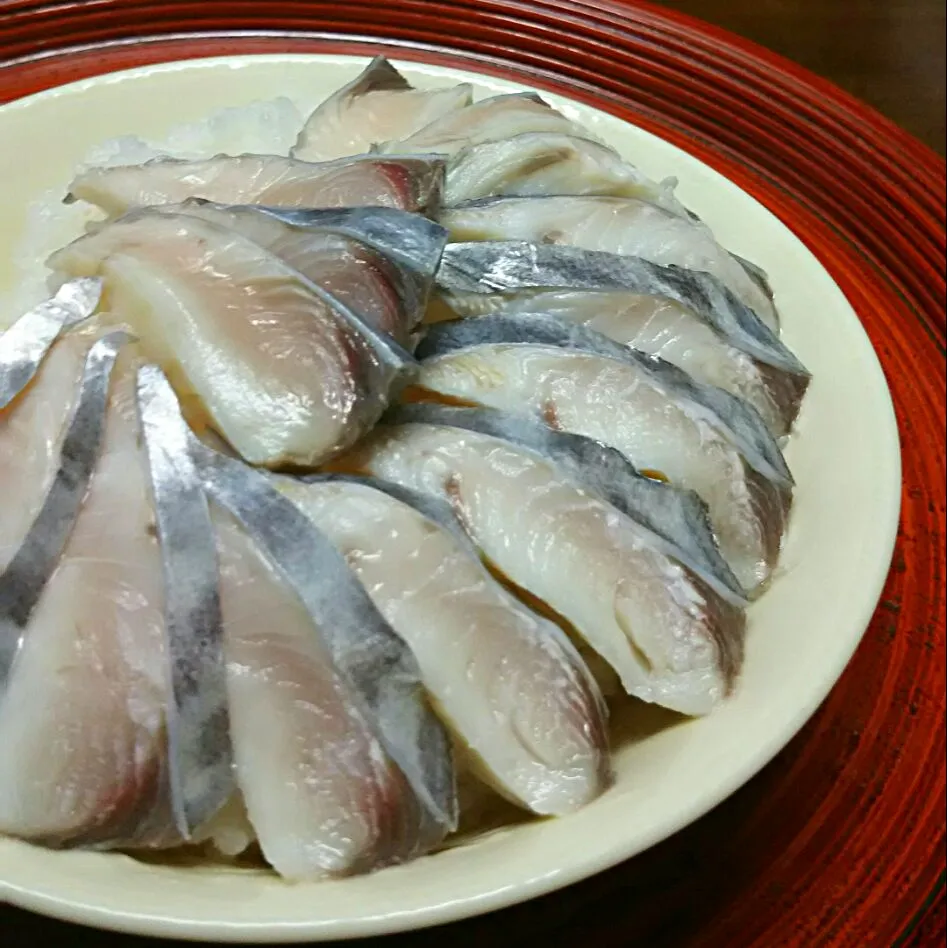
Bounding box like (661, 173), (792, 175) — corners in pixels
(0, 55), (901, 942)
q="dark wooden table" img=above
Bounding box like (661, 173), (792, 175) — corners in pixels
(657, 0), (946, 156)
(1, 1), (944, 946)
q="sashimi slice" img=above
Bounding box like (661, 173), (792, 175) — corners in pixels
(279, 475), (610, 815)
(0, 341), (180, 848)
(50, 211), (415, 468)
(293, 56), (473, 162)
(344, 421), (746, 716)
(414, 340), (789, 592)
(67, 154), (446, 219)
(441, 196), (779, 331)
(445, 132), (685, 215)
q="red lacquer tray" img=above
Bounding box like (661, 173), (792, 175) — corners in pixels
(0, 2), (944, 946)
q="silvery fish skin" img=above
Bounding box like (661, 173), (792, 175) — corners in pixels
(441, 196), (779, 331)
(436, 241), (809, 380)
(49, 210), (417, 468)
(66, 153), (447, 219)
(416, 314), (791, 485)
(386, 402), (747, 605)
(214, 507), (425, 878)
(190, 437), (458, 849)
(293, 56), (473, 162)
(137, 366), (234, 840)
(148, 201), (448, 345)
(0, 337), (185, 849)
(345, 417), (745, 716)
(485, 290), (802, 437)
(445, 132), (687, 216)
(382, 92), (614, 157)
(0, 279), (102, 409)
(280, 475), (611, 816)
(415, 320), (791, 591)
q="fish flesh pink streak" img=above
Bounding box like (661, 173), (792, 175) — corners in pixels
(278, 474), (611, 816)
(66, 153), (447, 220)
(49, 209), (417, 468)
(341, 412), (746, 717)
(144, 202), (448, 347)
(414, 315), (792, 593)
(0, 337), (186, 849)
(293, 56), (473, 163)
(436, 241), (810, 435)
(0, 279), (102, 410)
(445, 131), (687, 215)
(441, 196), (780, 332)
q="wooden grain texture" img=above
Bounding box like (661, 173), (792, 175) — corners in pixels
(0, 2), (944, 946)
(654, 0), (947, 156)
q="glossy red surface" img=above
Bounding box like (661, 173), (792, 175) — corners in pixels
(0, 3), (944, 945)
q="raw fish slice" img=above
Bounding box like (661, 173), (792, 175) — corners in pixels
(441, 196), (779, 330)
(151, 201), (447, 345)
(416, 313), (791, 485)
(67, 154), (446, 219)
(280, 475), (610, 815)
(344, 421), (745, 715)
(0, 331), (93, 570)
(293, 56), (473, 162)
(445, 132), (685, 215)
(414, 339), (789, 591)
(0, 340), (181, 848)
(0, 279), (102, 409)
(190, 438), (457, 844)
(492, 290), (800, 437)
(50, 211), (415, 468)
(384, 92), (612, 157)
(386, 403), (746, 605)
(437, 241), (809, 382)
(215, 511), (424, 878)
(137, 366), (233, 838)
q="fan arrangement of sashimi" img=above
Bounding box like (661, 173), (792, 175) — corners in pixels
(0, 57), (809, 880)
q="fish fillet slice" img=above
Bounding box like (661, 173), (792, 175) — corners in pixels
(293, 56), (473, 162)
(0, 345), (178, 848)
(67, 154), (446, 219)
(441, 196), (779, 331)
(215, 511), (423, 878)
(280, 476), (610, 815)
(347, 423), (745, 716)
(50, 211), (413, 468)
(415, 343), (788, 592)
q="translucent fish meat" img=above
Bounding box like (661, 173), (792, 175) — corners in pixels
(489, 290), (802, 437)
(415, 315), (792, 591)
(441, 196), (779, 331)
(445, 132), (686, 215)
(436, 241), (810, 429)
(383, 92), (612, 157)
(279, 474), (610, 815)
(190, 438), (458, 850)
(384, 402), (747, 605)
(66, 153), (446, 219)
(0, 279), (102, 410)
(345, 413), (746, 716)
(0, 337), (184, 849)
(293, 56), (473, 162)
(49, 210), (416, 468)
(147, 201), (448, 345)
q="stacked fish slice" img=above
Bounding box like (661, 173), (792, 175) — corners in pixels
(0, 57), (809, 879)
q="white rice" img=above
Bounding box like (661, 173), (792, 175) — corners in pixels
(2, 96), (305, 325)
